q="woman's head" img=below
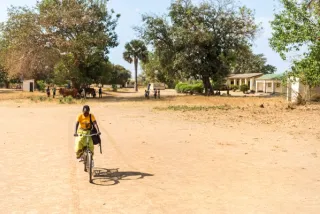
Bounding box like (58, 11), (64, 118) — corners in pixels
(83, 105), (90, 116)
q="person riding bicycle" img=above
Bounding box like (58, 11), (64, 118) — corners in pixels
(74, 105), (101, 161)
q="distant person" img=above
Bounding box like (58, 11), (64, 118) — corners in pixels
(46, 86), (50, 97)
(145, 90), (150, 99)
(80, 87), (85, 98)
(52, 86), (56, 98)
(154, 89), (157, 99)
(98, 87), (102, 98)
(158, 89), (160, 99)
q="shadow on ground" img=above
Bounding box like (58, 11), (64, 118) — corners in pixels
(91, 168), (154, 186)
(84, 94), (177, 103)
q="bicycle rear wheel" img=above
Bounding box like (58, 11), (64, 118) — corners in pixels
(87, 152), (93, 183)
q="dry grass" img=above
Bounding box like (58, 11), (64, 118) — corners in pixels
(0, 90), (44, 101)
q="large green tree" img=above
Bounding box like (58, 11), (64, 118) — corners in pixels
(109, 64), (131, 86)
(138, 0), (259, 94)
(0, 0), (119, 88)
(270, 0), (320, 91)
(140, 52), (179, 88)
(123, 39), (148, 92)
(231, 45), (277, 74)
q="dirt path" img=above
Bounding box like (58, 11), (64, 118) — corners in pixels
(1, 100), (320, 213)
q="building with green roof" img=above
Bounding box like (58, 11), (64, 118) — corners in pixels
(256, 74), (284, 93)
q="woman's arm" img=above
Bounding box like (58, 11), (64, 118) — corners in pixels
(93, 121), (101, 135)
(74, 122), (79, 136)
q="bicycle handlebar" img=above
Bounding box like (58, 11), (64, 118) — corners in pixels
(76, 133), (100, 137)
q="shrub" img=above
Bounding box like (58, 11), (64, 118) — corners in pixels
(36, 80), (46, 92)
(240, 84), (250, 94)
(175, 83), (187, 93)
(192, 83), (204, 93)
(112, 84), (117, 92)
(231, 85), (239, 92)
(59, 95), (75, 104)
(175, 82), (204, 94)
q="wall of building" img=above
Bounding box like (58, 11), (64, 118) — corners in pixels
(287, 78), (320, 102)
(22, 80), (34, 92)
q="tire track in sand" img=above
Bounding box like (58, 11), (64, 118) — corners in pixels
(68, 116), (80, 214)
(99, 125), (137, 170)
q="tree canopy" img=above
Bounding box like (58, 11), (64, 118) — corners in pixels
(0, 0), (120, 88)
(231, 45), (277, 74)
(137, 0), (260, 94)
(109, 64), (131, 86)
(123, 39), (148, 91)
(270, 0), (320, 89)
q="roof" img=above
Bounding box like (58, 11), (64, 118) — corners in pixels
(228, 73), (263, 79)
(256, 74), (283, 80)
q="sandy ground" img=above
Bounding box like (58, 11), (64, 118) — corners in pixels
(1, 89), (320, 214)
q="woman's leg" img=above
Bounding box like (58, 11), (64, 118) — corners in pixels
(75, 131), (85, 159)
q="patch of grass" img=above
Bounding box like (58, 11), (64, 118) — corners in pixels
(79, 98), (86, 104)
(30, 95), (49, 102)
(59, 96), (75, 104)
(154, 104), (232, 111)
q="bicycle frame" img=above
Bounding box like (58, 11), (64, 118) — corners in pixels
(79, 133), (99, 183)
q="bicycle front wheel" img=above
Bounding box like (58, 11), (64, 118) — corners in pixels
(87, 152), (93, 183)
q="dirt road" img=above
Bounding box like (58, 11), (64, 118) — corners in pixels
(1, 96), (320, 213)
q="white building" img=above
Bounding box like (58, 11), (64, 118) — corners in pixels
(255, 74), (284, 93)
(22, 79), (35, 92)
(227, 73), (263, 91)
(148, 83), (166, 91)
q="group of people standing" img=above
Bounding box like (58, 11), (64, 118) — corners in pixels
(46, 86), (56, 98)
(145, 89), (161, 99)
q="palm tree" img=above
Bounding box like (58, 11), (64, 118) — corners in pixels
(123, 40), (148, 92)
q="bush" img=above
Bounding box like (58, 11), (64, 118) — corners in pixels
(175, 83), (187, 93)
(192, 82), (204, 93)
(240, 84), (250, 94)
(59, 96), (75, 104)
(231, 85), (239, 92)
(175, 82), (204, 94)
(37, 80), (46, 92)
(112, 84), (118, 92)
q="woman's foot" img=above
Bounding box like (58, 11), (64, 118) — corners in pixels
(77, 156), (84, 162)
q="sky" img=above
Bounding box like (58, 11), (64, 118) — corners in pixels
(0, 0), (291, 76)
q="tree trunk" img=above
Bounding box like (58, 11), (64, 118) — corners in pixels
(134, 57), (138, 92)
(202, 76), (213, 96)
(5, 81), (9, 89)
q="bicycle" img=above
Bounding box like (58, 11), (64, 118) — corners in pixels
(78, 133), (101, 183)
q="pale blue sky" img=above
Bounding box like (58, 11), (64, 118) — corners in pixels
(0, 0), (290, 75)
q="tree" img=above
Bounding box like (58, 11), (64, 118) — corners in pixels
(270, 0), (320, 94)
(138, 0), (259, 95)
(0, 0), (120, 88)
(231, 45), (277, 74)
(140, 52), (178, 88)
(288, 44), (320, 99)
(123, 40), (148, 91)
(0, 65), (9, 88)
(269, 0), (318, 59)
(109, 64), (131, 86)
